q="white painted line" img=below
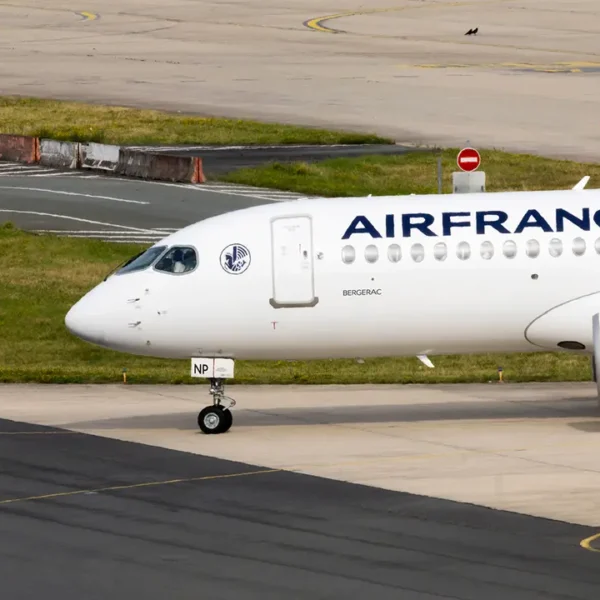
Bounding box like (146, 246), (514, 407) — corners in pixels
(127, 144), (370, 151)
(252, 195), (297, 201)
(0, 186), (149, 205)
(10, 170), (59, 176)
(0, 210), (160, 233)
(87, 177), (304, 198)
(84, 177), (195, 191)
(26, 172), (79, 177)
(61, 235), (161, 242)
(205, 186), (298, 195)
(100, 239), (157, 244)
(58, 172), (97, 176)
(45, 174), (102, 180)
(0, 170), (56, 176)
(15, 171), (309, 201)
(175, 185), (288, 201)
(33, 229), (177, 234)
(225, 191), (300, 197)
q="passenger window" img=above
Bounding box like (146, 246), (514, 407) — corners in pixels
(457, 241), (470, 260)
(573, 237), (586, 256)
(154, 246), (197, 274)
(548, 238), (563, 258)
(434, 242), (447, 261)
(411, 243), (424, 262)
(365, 244), (379, 263)
(387, 244), (401, 263)
(526, 239), (540, 258)
(503, 240), (517, 259)
(342, 245), (355, 264)
(480, 241), (494, 260)
(115, 245), (167, 275)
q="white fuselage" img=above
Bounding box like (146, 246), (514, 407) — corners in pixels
(65, 188), (600, 360)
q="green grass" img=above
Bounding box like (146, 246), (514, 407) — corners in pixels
(220, 149), (600, 195)
(0, 96), (391, 146)
(0, 223), (591, 385)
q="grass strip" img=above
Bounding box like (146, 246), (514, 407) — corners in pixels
(0, 96), (391, 146)
(219, 149), (600, 195)
(0, 224), (590, 385)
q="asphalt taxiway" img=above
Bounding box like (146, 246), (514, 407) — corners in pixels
(2, 413), (600, 600)
(5, 382), (600, 528)
(0, 166), (302, 242)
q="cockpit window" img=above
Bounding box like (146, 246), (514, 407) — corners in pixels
(115, 245), (168, 276)
(154, 246), (197, 274)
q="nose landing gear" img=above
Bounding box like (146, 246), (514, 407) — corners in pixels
(197, 378), (236, 434)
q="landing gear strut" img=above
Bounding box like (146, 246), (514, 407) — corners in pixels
(197, 378), (236, 434)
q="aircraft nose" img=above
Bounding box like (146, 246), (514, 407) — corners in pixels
(65, 297), (106, 346)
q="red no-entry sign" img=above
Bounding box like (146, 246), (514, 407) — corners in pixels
(457, 147), (481, 172)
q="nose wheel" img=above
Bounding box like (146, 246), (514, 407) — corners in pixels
(198, 405), (233, 434)
(197, 378), (236, 434)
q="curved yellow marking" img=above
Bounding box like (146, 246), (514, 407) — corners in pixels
(304, 7), (412, 34)
(581, 533), (600, 553)
(304, 14), (343, 34)
(304, 0), (518, 34)
(79, 12), (98, 21)
(0, 468), (281, 506)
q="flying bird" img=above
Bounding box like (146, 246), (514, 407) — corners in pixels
(465, 27), (478, 35)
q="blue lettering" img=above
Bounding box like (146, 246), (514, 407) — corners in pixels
(476, 211), (509, 235)
(442, 212), (471, 236)
(385, 214), (395, 238)
(342, 216), (382, 239)
(343, 206), (597, 240)
(555, 208), (590, 232)
(514, 209), (553, 234)
(402, 213), (437, 237)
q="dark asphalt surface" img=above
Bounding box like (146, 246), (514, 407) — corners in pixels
(0, 172), (295, 240)
(1, 417), (599, 600)
(131, 143), (424, 174)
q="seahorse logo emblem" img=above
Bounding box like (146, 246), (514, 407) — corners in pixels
(220, 244), (250, 274)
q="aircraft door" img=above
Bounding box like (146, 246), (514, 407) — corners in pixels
(269, 215), (318, 308)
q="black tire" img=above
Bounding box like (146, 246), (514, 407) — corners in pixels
(198, 406), (226, 434)
(220, 408), (233, 433)
(197, 406), (233, 434)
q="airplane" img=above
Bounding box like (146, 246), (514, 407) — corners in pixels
(65, 175), (600, 435)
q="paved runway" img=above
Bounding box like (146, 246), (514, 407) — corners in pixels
(0, 164), (305, 242)
(2, 416), (599, 600)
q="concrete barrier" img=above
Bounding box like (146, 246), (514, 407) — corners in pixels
(39, 139), (80, 169)
(116, 150), (205, 183)
(0, 134), (40, 163)
(0, 132), (207, 184)
(79, 142), (120, 171)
